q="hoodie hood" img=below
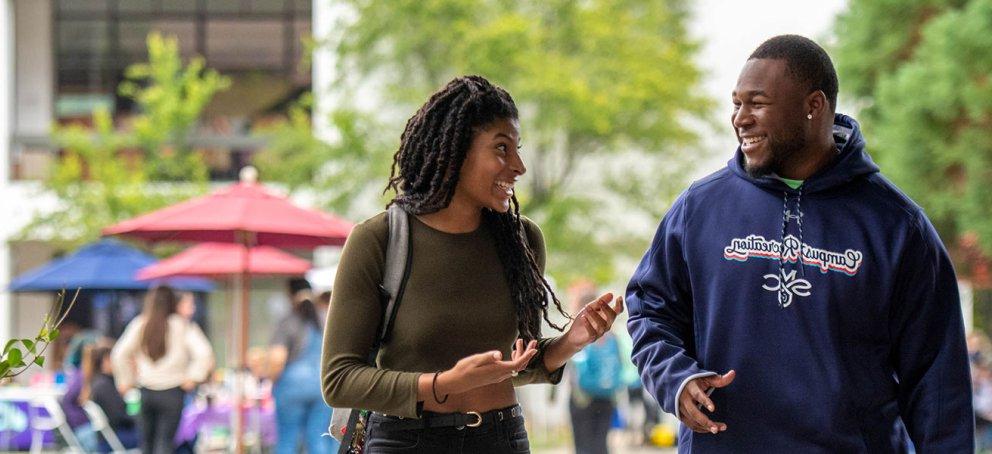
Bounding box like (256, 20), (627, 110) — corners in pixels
(729, 113), (880, 194)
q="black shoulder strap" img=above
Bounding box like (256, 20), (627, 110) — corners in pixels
(343, 206), (410, 454)
(377, 204), (411, 345)
(338, 411), (360, 454)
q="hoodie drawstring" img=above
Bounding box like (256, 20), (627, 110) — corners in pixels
(777, 187), (806, 307)
(795, 187), (806, 278)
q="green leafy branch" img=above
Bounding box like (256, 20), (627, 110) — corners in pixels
(0, 289), (79, 381)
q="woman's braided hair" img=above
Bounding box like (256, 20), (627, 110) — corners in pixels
(385, 75), (568, 340)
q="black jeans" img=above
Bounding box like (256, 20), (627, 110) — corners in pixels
(139, 387), (185, 454)
(365, 410), (530, 453)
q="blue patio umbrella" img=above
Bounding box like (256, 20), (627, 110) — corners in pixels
(9, 238), (214, 292)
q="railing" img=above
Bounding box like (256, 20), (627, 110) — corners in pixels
(8, 133), (270, 182)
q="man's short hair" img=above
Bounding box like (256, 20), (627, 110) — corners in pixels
(749, 35), (838, 111)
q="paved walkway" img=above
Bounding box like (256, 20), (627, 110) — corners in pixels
(535, 444), (676, 454)
(533, 432), (677, 454)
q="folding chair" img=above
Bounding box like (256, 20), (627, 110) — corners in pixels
(28, 396), (84, 453)
(83, 401), (139, 454)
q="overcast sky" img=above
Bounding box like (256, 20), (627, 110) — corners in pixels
(688, 0), (849, 174)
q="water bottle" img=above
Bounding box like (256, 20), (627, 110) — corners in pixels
(124, 388), (141, 415)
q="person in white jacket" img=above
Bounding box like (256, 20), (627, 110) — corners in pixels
(111, 285), (214, 454)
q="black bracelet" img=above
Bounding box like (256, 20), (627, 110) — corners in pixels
(432, 371), (449, 404)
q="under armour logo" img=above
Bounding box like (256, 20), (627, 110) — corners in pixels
(783, 210), (803, 222)
(762, 270), (812, 308)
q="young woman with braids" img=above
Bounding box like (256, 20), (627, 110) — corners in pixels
(322, 75), (624, 453)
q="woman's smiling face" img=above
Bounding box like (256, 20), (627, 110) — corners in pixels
(452, 117), (526, 213)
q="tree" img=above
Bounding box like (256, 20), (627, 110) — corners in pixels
(252, 94), (395, 218)
(118, 33), (230, 182)
(834, 0), (969, 103)
(290, 0), (713, 283)
(22, 33), (230, 248)
(834, 0), (992, 268)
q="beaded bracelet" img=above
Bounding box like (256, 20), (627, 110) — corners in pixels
(432, 371), (449, 404)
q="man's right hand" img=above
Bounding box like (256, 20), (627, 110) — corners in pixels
(678, 370), (736, 434)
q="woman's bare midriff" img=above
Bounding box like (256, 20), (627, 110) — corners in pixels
(421, 380), (517, 414)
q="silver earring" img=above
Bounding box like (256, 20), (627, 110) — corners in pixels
(806, 113), (813, 120)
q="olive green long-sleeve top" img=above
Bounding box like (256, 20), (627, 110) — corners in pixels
(321, 212), (564, 418)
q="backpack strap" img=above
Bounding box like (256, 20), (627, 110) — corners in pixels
(338, 410), (361, 454)
(339, 205), (412, 454)
(378, 204), (411, 345)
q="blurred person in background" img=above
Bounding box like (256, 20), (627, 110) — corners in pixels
(81, 344), (140, 452)
(315, 290), (331, 322)
(176, 291), (196, 321)
(111, 285), (214, 454)
(568, 280), (624, 454)
(173, 291), (201, 454)
(59, 329), (103, 452)
(51, 320), (84, 381)
(267, 278), (336, 454)
(615, 325), (662, 446)
(969, 331), (992, 451)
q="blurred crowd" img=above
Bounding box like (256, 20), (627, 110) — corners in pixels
(563, 280), (671, 454)
(970, 330), (992, 452)
(15, 277), (337, 453)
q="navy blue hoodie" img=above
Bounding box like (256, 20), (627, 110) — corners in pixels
(626, 114), (974, 452)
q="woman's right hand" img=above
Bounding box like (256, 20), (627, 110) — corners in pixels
(436, 339), (538, 395)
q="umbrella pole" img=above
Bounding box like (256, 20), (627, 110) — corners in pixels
(230, 271), (244, 454)
(234, 232), (254, 453)
(234, 270), (250, 453)
(228, 276), (238, 382)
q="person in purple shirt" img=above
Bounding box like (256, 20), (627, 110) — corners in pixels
(59, 330), (102, 451)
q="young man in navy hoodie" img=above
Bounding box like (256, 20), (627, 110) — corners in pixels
(626, 34), (975, 452)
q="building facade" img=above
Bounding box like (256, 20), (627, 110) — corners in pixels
(0, 0), (329, 366)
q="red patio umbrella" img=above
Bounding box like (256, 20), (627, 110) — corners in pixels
(103, 175), (352, 248)
(104, 168), (352, 452)
(136, 243), (312, 279)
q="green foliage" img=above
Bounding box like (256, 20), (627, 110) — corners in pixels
(0, 290), (77, 381)
(22, 33), (230, 248)
(119, 33), (230, 181)
(305, 0), (712, 283)
(834, 0), (969, 101)
(834, 0), (992, 258)
(252, 95), (395, 217)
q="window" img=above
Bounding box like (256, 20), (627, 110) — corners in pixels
(47, 0), (313, 181)
(55, 0), (312, 98)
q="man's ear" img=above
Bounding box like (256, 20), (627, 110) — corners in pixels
(806, 90), (829, 119)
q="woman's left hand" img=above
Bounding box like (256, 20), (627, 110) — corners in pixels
(562, 293), (624, 349)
